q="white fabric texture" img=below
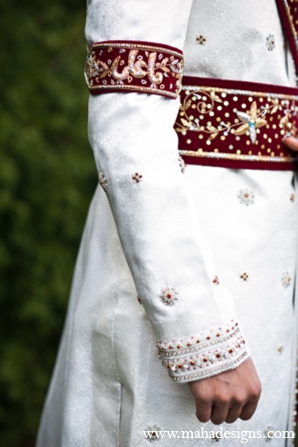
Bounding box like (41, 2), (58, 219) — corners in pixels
(36, 1), (297, 446)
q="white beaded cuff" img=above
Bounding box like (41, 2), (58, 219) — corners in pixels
(156, 321), (249, 383)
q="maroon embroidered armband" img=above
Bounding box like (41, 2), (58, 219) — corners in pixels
(84, 40), (184, 99)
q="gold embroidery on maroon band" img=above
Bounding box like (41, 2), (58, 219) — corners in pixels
(85, 42), (184, 99)
(175, 85), (298, 164)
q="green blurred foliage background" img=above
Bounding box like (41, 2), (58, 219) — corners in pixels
(1, 0), (96, 445)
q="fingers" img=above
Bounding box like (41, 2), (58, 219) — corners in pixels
(211, 401), (230, 425)
(189, 358), (262, 425)
(209, 393), (246, 425)
(240, 391), (260, 421)
(283, 137), (298, 151)
(225, 396), (247, 424)
(195, 397), (212, 423)
(192, 387), (246, 425)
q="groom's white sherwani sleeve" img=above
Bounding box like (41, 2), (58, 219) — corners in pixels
(85, 0), (249, 382)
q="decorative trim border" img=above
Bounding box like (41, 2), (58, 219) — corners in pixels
(181, 75), (298, 96)
(84, 40), (184, 99)
(157, 321), (249, 382)
(276, 0), (298, 79)
(175, 76), (298, 171)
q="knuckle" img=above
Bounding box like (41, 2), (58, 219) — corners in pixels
(197, 390), (213, 405)
(240, 410), (254, 421)
(226, 414), (239, 424)
(240, 403), (259, 421)
(196, 411), (210, 423)
(231, 395), (245, 407)
(250, 385), (262, 402)
(211, 415), (225, 425)
(216, 394), (230, 407)
(231, 389), (249, 407)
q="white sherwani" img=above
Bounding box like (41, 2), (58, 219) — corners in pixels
(36, 1), (297, 446)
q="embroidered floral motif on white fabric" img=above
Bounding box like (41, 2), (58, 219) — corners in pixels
(196, 35), (206, 45)
(277, 345), (283, 354)
(160, 287), (178, 306)
(178, 156), (186, 173)
(266, 34), (275, 51)
(98, 173), (108, 192)
(157, 321), (249, 382)
(238, 189), (255, 206)
(282, 272), (291, 288)
(132, 172), (143, 183)
(240, 272), (249, 282)
(212, 276), (220, 285)
(264, 426), (275, 441)
(144, 425), (162, 442)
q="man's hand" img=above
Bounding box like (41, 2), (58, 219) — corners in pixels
(284, 137), (298, 152)
(188, 358), (261, 425)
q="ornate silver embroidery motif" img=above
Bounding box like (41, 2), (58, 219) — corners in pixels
(240, 272), (249, 282)
(144, 425), (161, 442)
(196, 35), (206, 45)
(178, 156), (186, 173)
(238, 189), (255, 206)
(282, 272), (291, 288)
(160, 287), (178, 306)
(266, 34), (275, 51)
(264, 426), (275, 441)
(98, 173), (108, 192)
(132, 173), (143, 183)
(236, 102), (267, 144)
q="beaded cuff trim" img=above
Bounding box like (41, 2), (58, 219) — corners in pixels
(157, 321), (249, 382)
(84, 41), (184, 99)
